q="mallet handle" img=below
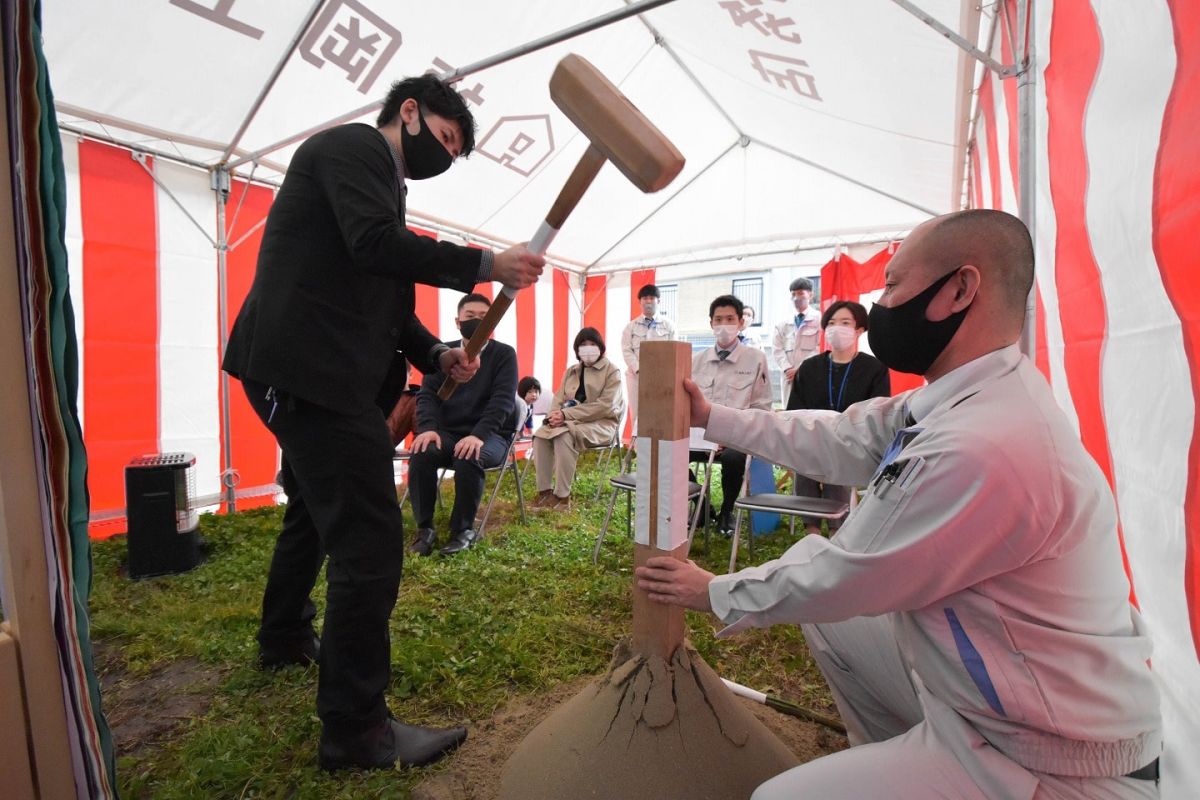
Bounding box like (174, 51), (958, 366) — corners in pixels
(437, 145), (607, 401)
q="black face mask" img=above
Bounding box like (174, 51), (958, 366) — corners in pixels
(401, 108), (454, 180)
(867, 269), (970, 375)
(458, 318), (483, 342)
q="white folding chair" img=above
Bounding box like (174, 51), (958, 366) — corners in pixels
(727, 455), (851, 573)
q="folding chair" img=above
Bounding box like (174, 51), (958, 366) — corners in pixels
(591, 434), (716, 564)
(512, 434), (534, 481)
(475, 427), (528, 536)
(727, 455), (852, 573)
(584, 408), (626, 500)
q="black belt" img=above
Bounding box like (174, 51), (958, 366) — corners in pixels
(1124, 758), (1160, 781)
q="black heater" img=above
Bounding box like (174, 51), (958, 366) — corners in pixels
(124, 453), (202, 579)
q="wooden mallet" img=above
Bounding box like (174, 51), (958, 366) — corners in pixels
(438, 53), (685, 399)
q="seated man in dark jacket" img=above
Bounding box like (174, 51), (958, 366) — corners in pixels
(408, 293), (518, 555)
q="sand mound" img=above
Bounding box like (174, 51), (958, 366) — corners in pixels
(498, 638), (798, 800)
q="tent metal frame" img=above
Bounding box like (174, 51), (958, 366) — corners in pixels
(895, 0), (1036, 359)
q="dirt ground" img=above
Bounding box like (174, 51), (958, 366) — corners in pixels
(92, 639), (223, 758)
(412, 674), (848, 800)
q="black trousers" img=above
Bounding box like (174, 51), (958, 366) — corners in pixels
(689, 447), (747, 518)
(408, 431), (510, 532)
(243, 379), (403, 738)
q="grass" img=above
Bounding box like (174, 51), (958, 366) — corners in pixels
(89, 454), (835, 799)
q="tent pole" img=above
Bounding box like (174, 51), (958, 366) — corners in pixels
(751, 137), (940, 217)
(220, 0), (326, 164)
(1017, 0), (1036, 358)
(594, 234), (909, 275)
(213, 167), (237, 512)
(890, 0), (1016, 76)
(950, 0), (983, 210)
(584, 140), (739, 274)
(226, 0), (679, 170)
(131, 152), (217, 247)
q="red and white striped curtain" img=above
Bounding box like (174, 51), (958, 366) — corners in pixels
(969, 1), (1200, 794)
(60, 136), (581, 537)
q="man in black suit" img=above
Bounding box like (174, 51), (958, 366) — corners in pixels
(222, 75), (543, 772)
(407, 293), (517, 556)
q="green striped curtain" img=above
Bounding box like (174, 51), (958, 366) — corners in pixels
(5, 0), (117, 794)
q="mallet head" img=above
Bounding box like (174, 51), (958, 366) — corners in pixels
(550, 54), (685, 193)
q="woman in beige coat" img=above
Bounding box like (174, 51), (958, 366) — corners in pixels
(532, 327), (624, 509)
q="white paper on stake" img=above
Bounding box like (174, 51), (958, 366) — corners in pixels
(634, 436), (652, 545)
(656, 438), (690, 550)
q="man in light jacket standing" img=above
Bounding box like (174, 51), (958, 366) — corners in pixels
(620, 283), (675, 426)
(772, 277), (820, 405)
(638, 210), (1161, 800)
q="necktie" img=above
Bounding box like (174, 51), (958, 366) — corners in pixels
(795, 313), (804, 327)
(645, 317), (656, 329)
(717, 350), (730, 361)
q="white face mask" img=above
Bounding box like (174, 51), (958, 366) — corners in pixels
(712, 325), (739, 347)
(793, 294), (810, 312)
(826, 325), (858, 351)
(640, 300), (658, 318)
(578, 345), (601, 365)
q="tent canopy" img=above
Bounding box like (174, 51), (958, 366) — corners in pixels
(45, 0), (984, 273)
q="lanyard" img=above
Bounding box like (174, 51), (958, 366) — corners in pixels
(827, 354), (853, 411)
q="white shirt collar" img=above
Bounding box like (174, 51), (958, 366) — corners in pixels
(907, 343), (1022, 423)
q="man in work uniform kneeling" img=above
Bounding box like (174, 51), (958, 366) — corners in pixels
(637, 210), (1162, 799)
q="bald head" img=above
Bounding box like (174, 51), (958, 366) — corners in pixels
(917, 209), (1033, 331)
(874, 210), (1035, 380)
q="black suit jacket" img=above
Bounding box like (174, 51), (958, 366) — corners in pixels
(414, 339), (518, 440)
(223, 123), (481, 414)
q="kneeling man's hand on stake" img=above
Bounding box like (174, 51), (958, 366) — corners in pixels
(636, 557), (715, 612)
(682, 379), (712, 428)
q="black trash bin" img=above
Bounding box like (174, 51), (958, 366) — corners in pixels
(124, 453), (202, 579)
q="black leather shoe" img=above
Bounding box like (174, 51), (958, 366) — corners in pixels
(439, 529), (480, 555)
(408, 527), (437, 556)
(716, 512), (734, 537)
(259, 631), (320, 670)
(318, 718), (468, 771)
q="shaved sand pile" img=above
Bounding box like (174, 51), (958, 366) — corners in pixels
(497, 638), (798, 800)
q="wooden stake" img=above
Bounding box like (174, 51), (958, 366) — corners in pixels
(631, 341), (692, 661)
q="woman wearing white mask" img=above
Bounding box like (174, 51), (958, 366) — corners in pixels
(532, 328), (625, 510)
(787, 301), (890, 534)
